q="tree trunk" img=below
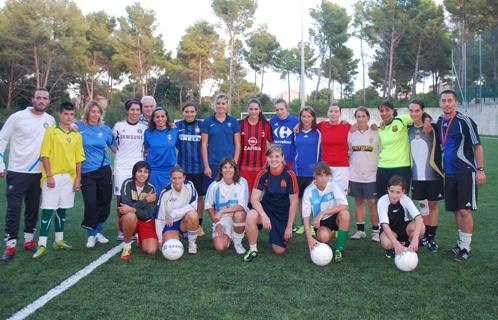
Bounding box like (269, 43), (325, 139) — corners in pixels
(260, 66), (265, 94)
(360, 38), (366, 105)
(198, 58), (203, 105)
(411, 38), (422, 97)
(327, 55), (333, 104)
(33, 43), (40, 88)
(287, 71), (291, 103)
(315, 57), (323, 101)
(179, 87), (183, 107)
(228, 31), (236, 113)
(387, 22), (396, 99)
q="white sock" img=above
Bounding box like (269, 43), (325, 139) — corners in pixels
(55, 232), (64, 242)
(232, 231), (244, 245)
(457, 229), (463, 248)
(24, 232), (34, 241)
(249, 244), (257, 251)
(124, 241), (132, 249)
(6, 239), (16, 248)
(459, 232), (472, 251)
(187, 230), (198, 241)
(38, 236), (48, 247)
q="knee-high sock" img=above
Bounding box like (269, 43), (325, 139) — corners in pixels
(336, 229), (349, 252)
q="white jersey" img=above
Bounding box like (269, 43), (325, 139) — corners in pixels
(348, 128), (380, 183)
(205, 178), (249, 213)
(377, 194), (420, 226)
(157, 180), (198, 223)
(0, 107), (55, 173)
(112, 120), (147, 175)
(302, 180), (348, 224)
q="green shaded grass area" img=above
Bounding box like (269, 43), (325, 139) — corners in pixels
(1, 138), (497, 319)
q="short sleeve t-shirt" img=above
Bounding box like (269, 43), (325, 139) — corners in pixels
(201, 115), (240, 167)
(378, 114), (413, 168)
(238, 118), (272, 172)
(270, 115), (299, 163)
(294, 129), (321, 177)
(76, 121), (114, 174)
(112, 120), (147, 175)
(301, 180), (348, 224)
(176, 119), (203, 174)
(205, 178), (249, 213)
(348, 128), (380, 183)
(144, 127), (178, 173)
(253, 165), (298, 214)
(317, 121), (351, 167)
(377, 194), (420, 228)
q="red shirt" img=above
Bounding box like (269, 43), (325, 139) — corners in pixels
(317, 121), (351, 167)
(239, 118), (273, 172)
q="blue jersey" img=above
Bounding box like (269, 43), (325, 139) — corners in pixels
(176, 119), (203, 174)
(254, 165), (298, 214)
(144, 127), (178, 173)
(294, 129), (321, 177)
(76, 121), (114, 174)
(201, 114), (240, 167)
(436, 111), (480, 174)
(270, 115), (299, 162)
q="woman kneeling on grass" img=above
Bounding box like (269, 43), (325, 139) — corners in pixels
(205, 158), (248, 255)
(302, 162), (350, 264)
(155, 165), (199, 255)
(378, 175), (425, 258)
(244, 144), (298, 262)
(119, 161), (158, 261)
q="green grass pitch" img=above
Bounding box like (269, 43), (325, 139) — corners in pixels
(1, 138), (497, 319)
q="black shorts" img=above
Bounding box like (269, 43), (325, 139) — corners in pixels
(411, 179), (444, 201)
(349, 181), (377, 199)
(445, 172), (478, 212)
(186, 173), (205, 196)
(261, 202), (289, 248)
(316, 214), (338, 231)
(376, 167), (412, 199)
(380, 221), (410, 243)
(297, 176), (313, 198)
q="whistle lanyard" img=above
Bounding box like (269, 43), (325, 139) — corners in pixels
(441, 115), (456, 146)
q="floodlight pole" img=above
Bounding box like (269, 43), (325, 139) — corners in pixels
(300, 0), (305, 109)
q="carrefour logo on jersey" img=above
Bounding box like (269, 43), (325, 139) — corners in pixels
(273, 126), (293, 140)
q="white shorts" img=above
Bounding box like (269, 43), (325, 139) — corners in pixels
(212, 213), (234, 239)
(41, 174), (75, 209)
(330, 166), (349, 194)
(113, 172), (132, 196)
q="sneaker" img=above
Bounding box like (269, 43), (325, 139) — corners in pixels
(243, 249), (259, 262)
(188, 241), (198, 255)
(52, 240), (72, 250)
(419, 236), (429, 247)
(234, 242), (245, 255)
(32, 246), (47, 259)
(86, 236), (96, 248)
(454, 248), (470, 261)
(96, 233), (109, 244)
(0, 246), (16, 262)
(120, 247), (131, 261)
(443, 245), (460, 256)
(351, 230), (366, 240)
(427, 239), (439, 253)
(23, 240), (37, 252)
(295, 225), (305, 235)
(334, 250), (344, 264)
(371, 232), (380, 242)
(197, 226), (205, 237)
(116, 231), (124, 241)
(385, 249), (395, 259)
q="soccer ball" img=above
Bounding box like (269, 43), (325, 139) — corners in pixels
(310, 242), (333, 266)
(394, 251), (419, 272)
(162, 239), (184, 261)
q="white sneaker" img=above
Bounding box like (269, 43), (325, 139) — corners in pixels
(96, 233), (109, 244)
(371, 232), (380, 242)
(86, 236), (96, 248)
(116, 231), (124, 241)
(234, 242), (246, 255)
(188, 241), (197, 255)
(351, 230), (366, 240)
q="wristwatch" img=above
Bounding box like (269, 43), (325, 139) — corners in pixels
(477, 167), (485, 172)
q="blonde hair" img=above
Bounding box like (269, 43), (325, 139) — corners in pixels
(265, 144), (284, 157)
(82, 100), (104, 126)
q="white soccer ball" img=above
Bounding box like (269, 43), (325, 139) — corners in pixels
(394, 251), (419, 272)
(310, 242), (333, 266)
(162, 239), (184, 261)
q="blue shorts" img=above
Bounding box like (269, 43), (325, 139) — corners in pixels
(150, 171), (171, 195)
(162, 218), (183, 233)
(262, 202), (289, 248)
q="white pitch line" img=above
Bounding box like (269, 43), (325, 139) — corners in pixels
(8, 243), (123, 320)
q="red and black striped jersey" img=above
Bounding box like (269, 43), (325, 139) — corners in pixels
(238, 118), (272, 172)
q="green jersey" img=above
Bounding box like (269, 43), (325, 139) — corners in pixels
(378, 114), (412, 168)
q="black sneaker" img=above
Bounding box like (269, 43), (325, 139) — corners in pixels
(427, 239), (439, 253)
(0, 247), (16, 262)
(443, 245), (460, 255)
(419, 236), (429, 247)
(334, 250), (345, 264)
(385, 249), (395, 259)
(454, 248), (471, 261)
(243, 249), (259, 262)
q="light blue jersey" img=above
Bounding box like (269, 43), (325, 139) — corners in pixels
(76, 121), (114, 174)
(302, 180), (348, 224)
